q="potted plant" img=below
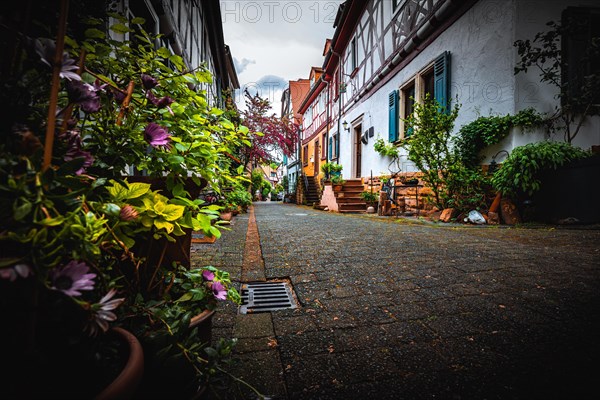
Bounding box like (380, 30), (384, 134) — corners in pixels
(226, 187), (253, 214)
(1, 14), (247, 398)
(360, 190), (379, 208)
(491, 141), (592, 223)
(331, 174), (346, 191)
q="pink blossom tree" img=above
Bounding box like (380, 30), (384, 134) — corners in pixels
(239, 90), (297, 169)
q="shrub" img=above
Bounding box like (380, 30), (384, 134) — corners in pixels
(360, 191), (379, 203)
(491, 141), (590, 197)
(401, 95), (461, 209)
(225, 188), (252, 211)
(455, 108), (544, 168)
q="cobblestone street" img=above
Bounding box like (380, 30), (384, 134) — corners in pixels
(192, 202), (600, 399)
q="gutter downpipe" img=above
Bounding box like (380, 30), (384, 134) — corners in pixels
(325, 79), (330, 164)
(331, 49), (344, 167)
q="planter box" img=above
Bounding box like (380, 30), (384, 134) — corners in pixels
(533, 155), (600, 224)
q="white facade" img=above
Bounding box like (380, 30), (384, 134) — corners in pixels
(332, 0), (599, 180)
(110, 0), (239, 108)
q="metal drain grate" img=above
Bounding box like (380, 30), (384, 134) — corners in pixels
(239, 281), (297, 314)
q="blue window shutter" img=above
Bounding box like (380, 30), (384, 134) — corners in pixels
(388, 90), (399, 142)
(434, 51), (450, 113)
(328, 136), (333, 160)
(283, 155), (288, 164)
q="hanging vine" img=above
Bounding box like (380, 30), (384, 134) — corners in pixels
(454, 108), (544, 168)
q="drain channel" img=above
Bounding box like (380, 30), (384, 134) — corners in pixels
(239, 281), (297, 314)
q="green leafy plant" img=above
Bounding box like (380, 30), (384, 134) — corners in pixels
(331, 174), (346, 185)
(514, 19), (600, 143)
(443, 165), (493, 212)
(250, 169), (271, 199)
(360, 191), (379, 203)
(374, 137), (400, 158)
(491, 141), (589, 197)
(455, 108), (544, 167)
(321, 161), (343, 179)
(0, 12), (248, 398)
(374, 137), (402, 173)
(401, 95), (461, 209)
(224, 187), (252, 212)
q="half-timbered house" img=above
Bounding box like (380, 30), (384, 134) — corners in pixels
(281, 79), (311, 195)
(299, 66), (329, 179)
(325, 0), (599, 181)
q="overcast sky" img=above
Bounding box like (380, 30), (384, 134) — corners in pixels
(220, 1), (342, 116)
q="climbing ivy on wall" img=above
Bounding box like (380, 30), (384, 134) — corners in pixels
(454, 108), (545, 168)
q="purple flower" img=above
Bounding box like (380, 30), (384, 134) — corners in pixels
(141, 73), (158, 89)
(60, 129), (94, 174)
(34, 38), (81, 81)
(66, 80), (101, 113)
(145, 90), (174, 109)
(211, 281), (227, 300)
(0, 264), (32, 282)
(202, 270), (215, 281)
(144, 122), (171, 149)
(64, 147), (94, 175)
(112, 88), (126, 104)
(93, 79), (107, 92)
(87, 288), (125, 336)
(154, 96), (174, 109)
(50, 260), (96, 297)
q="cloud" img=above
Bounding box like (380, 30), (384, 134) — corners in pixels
(240, 74), (288, 99)
(234, 75), (289, 115)
(233, 57), (256, 74)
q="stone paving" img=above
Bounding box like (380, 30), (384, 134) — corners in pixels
(193, 202), (600, 399)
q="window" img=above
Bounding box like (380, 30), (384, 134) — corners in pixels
(329, 132), (340, 160)
(302, 145), (309, 165)
(305, 106), (313, 129)
(562, 7), (600, 105)
(321, 133), (327, 159)
(397, 52), (450, 139)
(318, 94), (325, 115)
(350, 37), (358, 71)
(422, 67), (435, 100)
(334, 70), (339, 98)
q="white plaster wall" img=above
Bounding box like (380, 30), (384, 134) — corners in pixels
(342, 0), (517, 178)
(340, 0), (599, 179)
(511, 0), (600, 153)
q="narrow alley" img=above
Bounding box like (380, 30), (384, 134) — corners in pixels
(192, 202), (600, 399)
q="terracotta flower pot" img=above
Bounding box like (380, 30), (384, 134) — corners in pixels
(190, 309), (216, 345)
(220, 211), (233, 221)
(95, 327), (144, 400)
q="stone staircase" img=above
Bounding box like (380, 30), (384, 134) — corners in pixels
(305, 175), (321, 206)
(335, 179), (367, 213)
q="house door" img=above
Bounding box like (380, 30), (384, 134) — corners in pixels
(354, 125), (362, 178)
(313, 139), (320, 177)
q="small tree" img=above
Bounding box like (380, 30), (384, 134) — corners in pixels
(402, 97), (461, 209)
(514, 17), (600, 143)
(240, 90), (297, 168)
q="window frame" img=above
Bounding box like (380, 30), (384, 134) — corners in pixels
(398, 63), (437, 140)
(350, 37), (358, 71)
(302, 144), (309, 166)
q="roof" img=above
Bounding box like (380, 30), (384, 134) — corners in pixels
(322, 0), (368, 75)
